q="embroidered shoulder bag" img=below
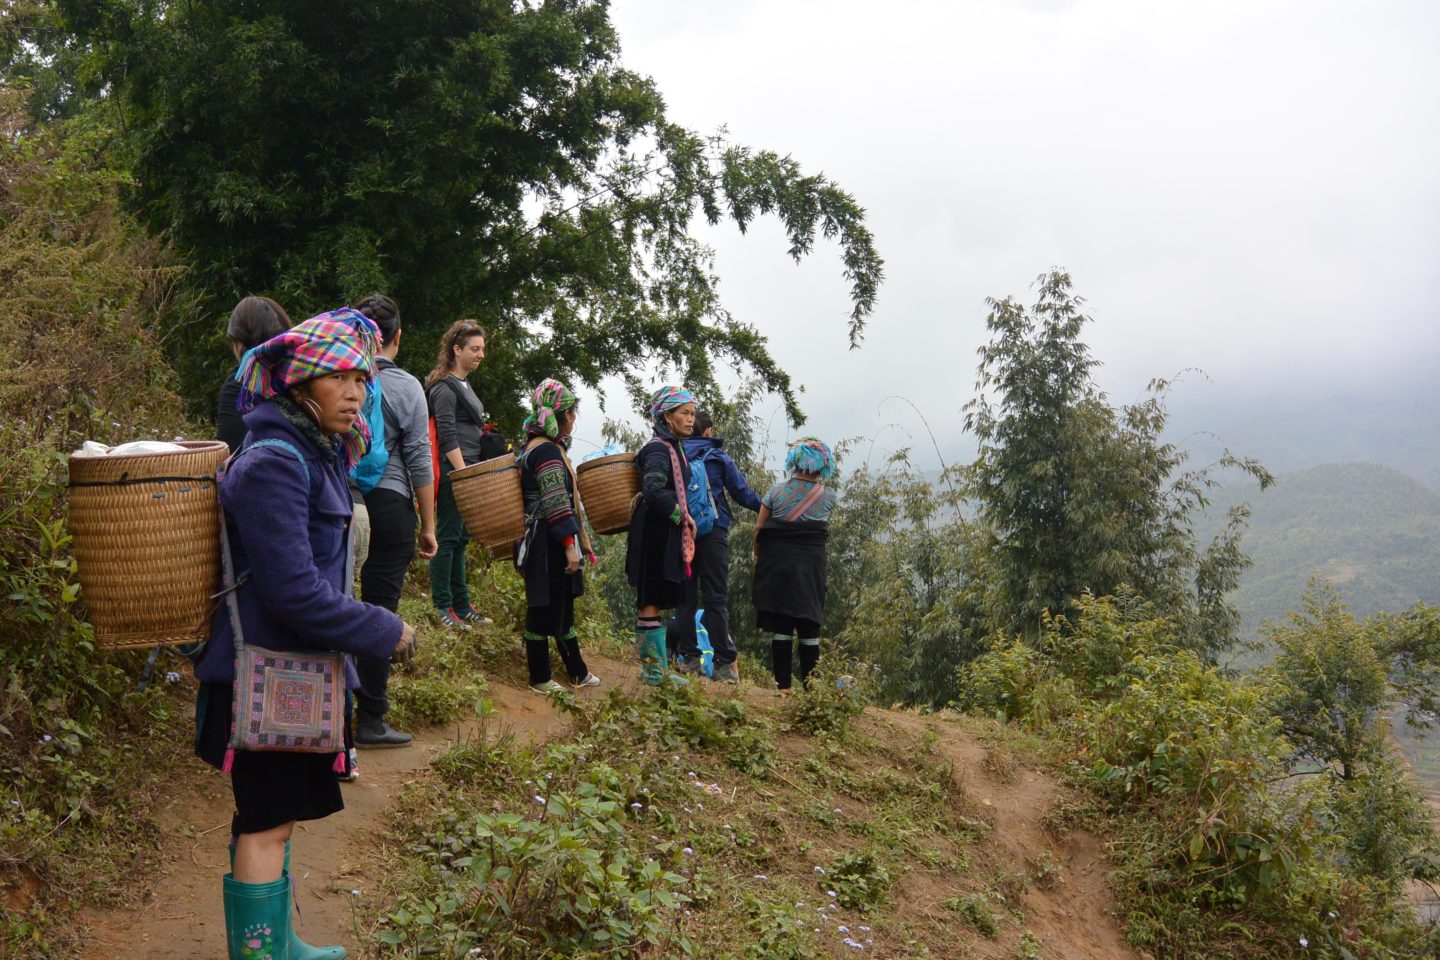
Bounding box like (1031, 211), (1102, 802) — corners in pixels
(218, 438), (347, 773)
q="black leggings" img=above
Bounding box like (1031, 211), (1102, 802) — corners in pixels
(357, 488), (416, 721)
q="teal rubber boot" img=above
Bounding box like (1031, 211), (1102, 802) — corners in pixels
(637, 626), (688, 687)
(223, 873), (291, 959)
(285, 841), (346, 960)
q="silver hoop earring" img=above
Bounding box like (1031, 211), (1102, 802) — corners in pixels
(301, 397), (323, 422)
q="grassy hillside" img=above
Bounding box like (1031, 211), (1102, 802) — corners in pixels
(1198, 461), (1440, 651)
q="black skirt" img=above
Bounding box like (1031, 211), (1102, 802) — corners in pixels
(757, 611), (822, 640)
(518, 518), (584, 639)
(195, 682), (345, 834)
(628, 503), (686, 610)
(523, 537), (580, 637)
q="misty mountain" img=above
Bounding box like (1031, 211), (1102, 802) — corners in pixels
(1197, 462), (1440, 647)
(1167, 371), (1440, 494)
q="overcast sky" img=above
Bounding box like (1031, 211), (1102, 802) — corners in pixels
(581, 0), (1440, 470)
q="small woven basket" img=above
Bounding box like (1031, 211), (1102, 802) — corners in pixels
(450, 456), (525, 557)
(576, 453), (639, 536)
(67, 440), (230, 650)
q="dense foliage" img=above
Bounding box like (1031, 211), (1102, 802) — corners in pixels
(963, 271), (1271, 652)
(959, 593), (1440, 958)
(0, 90), (197, 955)
(34, 0), (882, 424)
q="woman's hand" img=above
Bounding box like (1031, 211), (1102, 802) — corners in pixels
(417, 528), (439, 560)
(564, 541), (582, 574)
(684, 514), (698, 539)
(392, 622), (419, 664)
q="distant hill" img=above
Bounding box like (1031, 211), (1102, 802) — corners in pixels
(1199, 462), (1440, 646)
(1166, 373), (1440, 496)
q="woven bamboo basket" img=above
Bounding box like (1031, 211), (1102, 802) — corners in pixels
(576, 452), (639, 535)
(67, 440), (230, 650)
(450, 456), (525, 557)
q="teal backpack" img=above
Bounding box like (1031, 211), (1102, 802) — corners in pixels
(685, 448), (717, 536)
(349, 376), (388, 493)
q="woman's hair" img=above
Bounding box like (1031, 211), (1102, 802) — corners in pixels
(426, 319), (487, 386)
(225, 296), (291, 350)
(693, 410), (714, 436)
(354, 294), (401, 346)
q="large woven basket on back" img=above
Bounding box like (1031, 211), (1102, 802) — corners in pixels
(68, 440), (230, 650)
(450, 455), (525, 557)
(576, 453), (639, 536)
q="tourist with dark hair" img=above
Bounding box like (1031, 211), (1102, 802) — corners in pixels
(425, 320), (493, 627)
(217, 296), (291, 453)
(673, 409), (762, 683)
(351, 294), (436, 749)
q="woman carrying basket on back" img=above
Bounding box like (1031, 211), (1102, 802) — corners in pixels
(195, 308), (416, 960)
(753, 437), (839, 694)
(515, 378), (601, 693)
(626, 386), (698, 686)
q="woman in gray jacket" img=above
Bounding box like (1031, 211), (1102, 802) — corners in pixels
(425, 319), (492, 627)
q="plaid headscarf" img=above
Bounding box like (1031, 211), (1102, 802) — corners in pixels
(522, 378), (578, 439)
(785, 437), (836, 481)
(235, 307), (381, 469)
(648, 385), (695, 423)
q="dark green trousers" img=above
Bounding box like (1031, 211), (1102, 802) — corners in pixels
(429, 465), (471, 612)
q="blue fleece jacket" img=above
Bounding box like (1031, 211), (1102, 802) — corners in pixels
(195, 402), (403, 687)
(682, 436), (762, 531)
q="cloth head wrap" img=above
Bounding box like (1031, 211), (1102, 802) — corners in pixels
(523, 378), (578, 439)
(785, 437), (836, 481)
(648, 385), (695, 423)
(235, 307), (381, 468)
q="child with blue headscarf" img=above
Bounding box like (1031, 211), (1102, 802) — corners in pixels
(752, 437), (839, 693)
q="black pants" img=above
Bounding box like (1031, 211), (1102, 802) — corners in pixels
(357, 487), (416, 722)
(673, 528), (737, 666)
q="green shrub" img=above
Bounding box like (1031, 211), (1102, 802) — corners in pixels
(388, 676), (487, 727)
(784, 658), (870, 739)
(943, 892), (1000, 938)
(380, 794), (692, 957)
(822, 850), (892, 912)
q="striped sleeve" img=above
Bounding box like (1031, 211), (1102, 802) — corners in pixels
(529, 445), (580, 541)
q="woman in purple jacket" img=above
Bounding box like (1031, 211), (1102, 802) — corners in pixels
(195, 307), (415, 960)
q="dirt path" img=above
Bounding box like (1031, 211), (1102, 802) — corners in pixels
(78, 656), (1137, 960)
(78, 655), (628, 959)
(878, 711), (1138, 960)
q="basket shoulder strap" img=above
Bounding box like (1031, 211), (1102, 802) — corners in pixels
(782, 482), (827, 523)
(217, 495), (248, 654)
(217, 438), (312, 654)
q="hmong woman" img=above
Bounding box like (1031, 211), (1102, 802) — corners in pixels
(752, 437), (839, 694)
(626, 386), (698, 685)
(516, 378), (601, 693)
(195, 308), (416, 960)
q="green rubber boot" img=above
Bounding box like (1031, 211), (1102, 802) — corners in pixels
(636, 626), (688, 687)
(223, 874), (290, 960)
(227, 839), (346, 960)
(285, 841), (346, 960)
